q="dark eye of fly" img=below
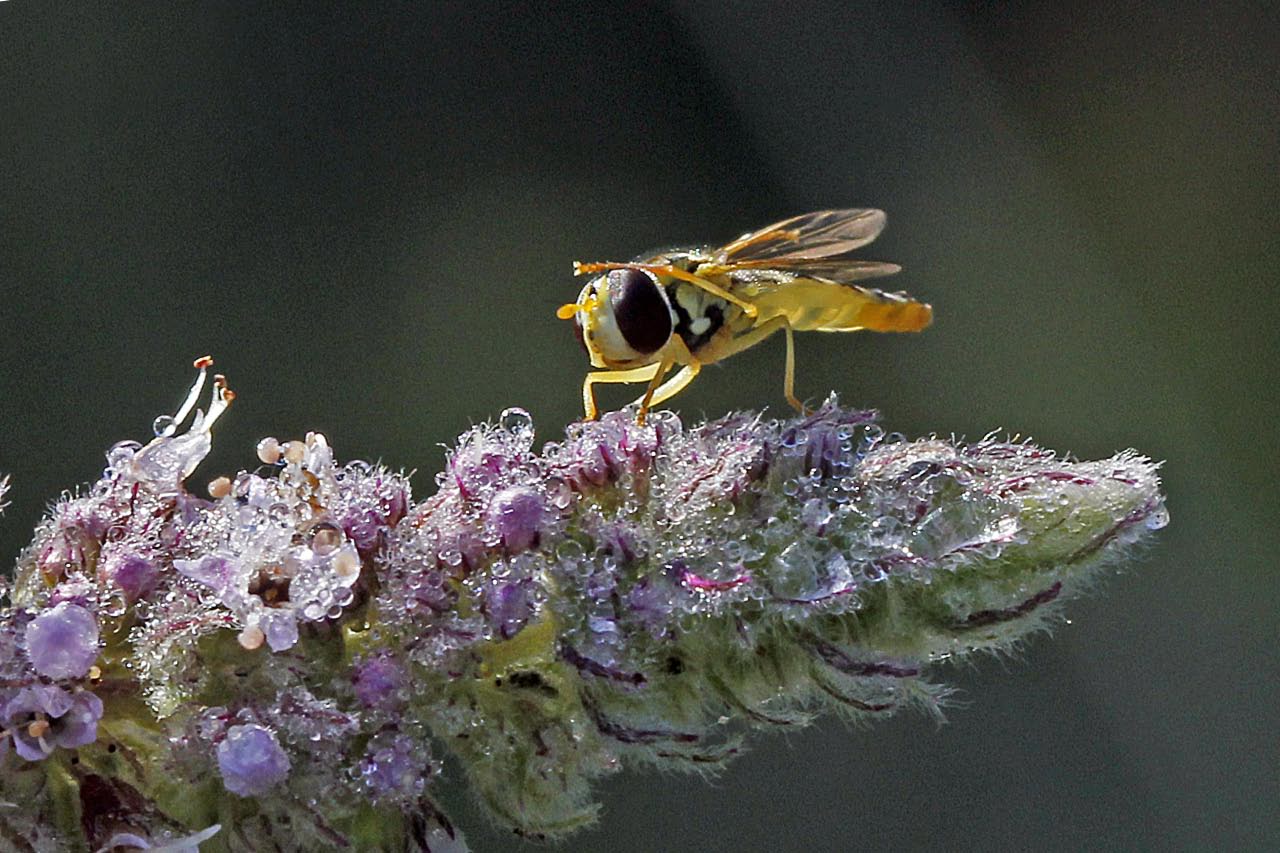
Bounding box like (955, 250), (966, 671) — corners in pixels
(608, 269), (671, 354)
(572, 312), (588, 354)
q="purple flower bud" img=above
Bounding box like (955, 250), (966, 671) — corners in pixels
(36, 525), (100, 584)
(487, 486), (545, 554)
(624, 575), (675, 635)
(352, 654), (405, 710)
(259, 610), (299, 653)
(354, 733), (432, 804)
(548, 412), (666, 491)
(337, 472), (409, 554)
(485, 581), (532, 640)
(3, 685), (103, 761)
(109, 554), (158, 602)
(216, 724), (291, 797)
(25, 602), (99, 680)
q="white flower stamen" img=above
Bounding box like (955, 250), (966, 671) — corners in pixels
(158, 355), (213, 437)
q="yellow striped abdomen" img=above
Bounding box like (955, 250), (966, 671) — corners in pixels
(747, 279), (933, 334)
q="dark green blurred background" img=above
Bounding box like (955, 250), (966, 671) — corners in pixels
(2, 2), (1276, 850)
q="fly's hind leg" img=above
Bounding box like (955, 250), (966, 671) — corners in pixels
(782, 321), (809, 414)
(582, 363), (662, 421)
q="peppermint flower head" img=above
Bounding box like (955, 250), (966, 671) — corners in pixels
(171, 433), (368, 653)
(0, 358), (1166, 852)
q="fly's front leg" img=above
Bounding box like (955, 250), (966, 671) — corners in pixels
(637, 362), (701, 410)
(582, 363), (662, 420)
(631, 335), (701, 424)
(634, 356), (676, 426)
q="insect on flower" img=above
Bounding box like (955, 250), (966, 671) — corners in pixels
(558, 209), (933, 424)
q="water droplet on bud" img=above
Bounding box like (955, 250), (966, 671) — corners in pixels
(499, 408), (534, 447)
(152, 415), (177, 437)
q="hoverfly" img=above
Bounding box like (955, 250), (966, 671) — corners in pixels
(557, 209), (932, 424)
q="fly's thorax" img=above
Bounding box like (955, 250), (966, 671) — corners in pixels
(666, 279), (734, 354)
(576, 269), (676, 368)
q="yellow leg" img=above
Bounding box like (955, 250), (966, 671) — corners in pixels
(782, 322), (808, 414)
(574, 261), (758, 318)
(582, 363), (662, 420)
(634, 356), (676, 426)
(632, 361), (701, 411)
(636, 335), (702, 420)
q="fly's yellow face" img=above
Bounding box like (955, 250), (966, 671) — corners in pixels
(558, 269), (674, 369)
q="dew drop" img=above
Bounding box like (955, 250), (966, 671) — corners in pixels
(152, 415), (177, 437)
(106, 440), (141, 469)
(499, 408), (534, 444)
(1145, 504), (1170, 530)
(102, 592), (129, 618)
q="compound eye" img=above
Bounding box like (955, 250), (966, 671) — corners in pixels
(608, 269), (671, 355)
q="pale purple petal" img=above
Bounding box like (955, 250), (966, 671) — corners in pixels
(173, 555), (238, 598)
(25, 602), (99, 680)
(52, 691), (104, 749)
(27, 684), (75, 718)
(95, 832), (153, 851)
(12, 728), (53, 761)
(216, 724), (291, 797)
(259, 611), (299, 652)
(94, 822), (223, 853)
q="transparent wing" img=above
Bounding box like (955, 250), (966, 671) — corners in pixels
(743, 259), (903, 283)
(713, 209), (887, 265)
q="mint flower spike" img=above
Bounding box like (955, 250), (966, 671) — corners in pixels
(0, 362), (1166, 853)
(399, 401), (1166, 837)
